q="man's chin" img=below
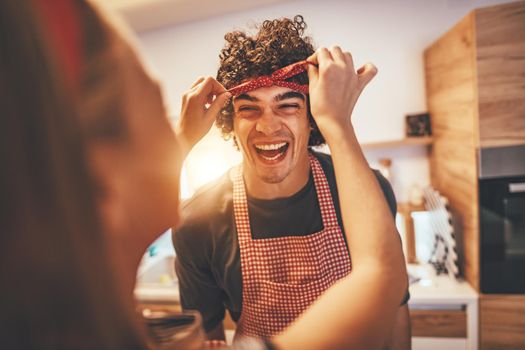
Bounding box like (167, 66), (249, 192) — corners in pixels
(253, 156), (291, 183)
(258, 172), (288, 184)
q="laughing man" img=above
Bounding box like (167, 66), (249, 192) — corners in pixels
(173, 15), (410, 349)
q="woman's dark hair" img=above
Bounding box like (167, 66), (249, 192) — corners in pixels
(0, 0), (145, 348)
(216, 15), (325, 147)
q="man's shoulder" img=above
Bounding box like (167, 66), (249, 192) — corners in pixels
(175, 171), (234, 243)
(311, 149), (396, 214)
(311, 149), (333, 169)
(311, 149), (390, 185)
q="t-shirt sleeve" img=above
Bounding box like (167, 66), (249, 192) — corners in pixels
(373, 169), (397, 218)
(400, 290), (411, 306)
(172, 227), (226, 332)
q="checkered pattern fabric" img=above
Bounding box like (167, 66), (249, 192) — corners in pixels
(233, 153), (352, 338)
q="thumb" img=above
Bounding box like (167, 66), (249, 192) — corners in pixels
(306, 52), (319, 86)
(306, 62), (319, 87)
(357, 63), (378, 89)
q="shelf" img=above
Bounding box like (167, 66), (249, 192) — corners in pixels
(361, 136), (433, 150)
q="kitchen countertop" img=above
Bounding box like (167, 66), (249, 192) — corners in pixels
(407, 263), (478, 307)
(135, 262), (480, 349)
(135, 263), (479, 306)
(135, 282), (180, 303)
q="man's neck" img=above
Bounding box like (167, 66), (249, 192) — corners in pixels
(242, 153), (311, 200)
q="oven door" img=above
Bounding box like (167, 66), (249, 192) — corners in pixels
(480, 176), (525, 293)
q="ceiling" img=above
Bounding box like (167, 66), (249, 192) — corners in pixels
(106, 0), (298, 32)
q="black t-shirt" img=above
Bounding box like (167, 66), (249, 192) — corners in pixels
(173, 151), (406, 332)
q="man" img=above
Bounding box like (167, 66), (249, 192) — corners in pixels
(173, 15), (411, 348)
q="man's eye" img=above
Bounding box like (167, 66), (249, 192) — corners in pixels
(237, 106), (257, 112)
(279, 104), (300, 110)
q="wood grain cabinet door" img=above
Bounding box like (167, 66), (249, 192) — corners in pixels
(410, 309), (467, 338)
(475, 1), (525, 148)
(480, 295), (525, 350)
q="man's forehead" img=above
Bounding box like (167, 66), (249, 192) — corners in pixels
(233, 87), (306, 103)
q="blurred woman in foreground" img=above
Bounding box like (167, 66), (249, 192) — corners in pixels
(0, 0), (407, 349)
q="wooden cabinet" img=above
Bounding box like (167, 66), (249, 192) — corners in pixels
(424, 1), (525, 349)
(410, 309), (468, 350)
(425, 0), (525, 291)
(476, 3), (525, 148)
(480, 295), (525, 350)
(425, 0), (525, 151)
(411, 309), (467, 338)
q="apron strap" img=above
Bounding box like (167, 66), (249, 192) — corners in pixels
(232, 165), (251, 246)
(308, 153), (339, 229)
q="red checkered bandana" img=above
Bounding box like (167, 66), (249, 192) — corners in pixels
(227, 60), (315, 97)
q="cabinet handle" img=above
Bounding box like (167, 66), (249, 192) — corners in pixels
(509, 182), (525, 193)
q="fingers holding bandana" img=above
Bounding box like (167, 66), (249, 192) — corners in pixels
(306, 47), (377, 144)
(177, 77), (231, 157)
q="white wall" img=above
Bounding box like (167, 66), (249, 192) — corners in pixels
(133, 0), (512, 202)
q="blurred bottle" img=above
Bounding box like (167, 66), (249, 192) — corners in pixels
(408, 183), (424, 206)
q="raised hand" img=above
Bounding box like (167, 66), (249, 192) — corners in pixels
(176, 76), (231, 156)
(306, 47), (377, 144)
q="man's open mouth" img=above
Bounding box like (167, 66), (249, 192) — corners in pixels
(253, 142), (290, 162)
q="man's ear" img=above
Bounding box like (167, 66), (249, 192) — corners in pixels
(87, 145), (128, 236)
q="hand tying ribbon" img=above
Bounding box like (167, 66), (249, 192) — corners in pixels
(227, 60), (316, 97)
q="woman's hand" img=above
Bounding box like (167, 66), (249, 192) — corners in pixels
(306, 47), (377, 143)
(176, 76), (231, 157)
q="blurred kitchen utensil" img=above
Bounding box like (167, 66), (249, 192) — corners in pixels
(143, 309), (205, 350)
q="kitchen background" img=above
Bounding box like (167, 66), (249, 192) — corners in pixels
(109, 0), (508, 202)
(116, 1), (525, 349)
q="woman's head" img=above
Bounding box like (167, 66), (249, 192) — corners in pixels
(0, 0), (182, 347)
(77, 1), (182, 251)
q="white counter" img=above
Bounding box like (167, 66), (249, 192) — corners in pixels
(407, 264), (479, 350)
(135, 283), (179, 303)
(408, 264), (478, 305)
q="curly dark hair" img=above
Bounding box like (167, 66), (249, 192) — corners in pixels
(216, 15), (325, 147)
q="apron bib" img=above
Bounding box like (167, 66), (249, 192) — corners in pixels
(233, 153), (352, 338)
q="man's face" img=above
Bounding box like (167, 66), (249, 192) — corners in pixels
(232, 86), (311, 184)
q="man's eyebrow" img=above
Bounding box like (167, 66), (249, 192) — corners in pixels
(233, 93), (258, 102)
(275, 91), (305, 102)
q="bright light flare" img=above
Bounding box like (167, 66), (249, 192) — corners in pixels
(180, 128), (241, 199)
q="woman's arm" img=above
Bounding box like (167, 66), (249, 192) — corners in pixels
(273, 47), (408, 350)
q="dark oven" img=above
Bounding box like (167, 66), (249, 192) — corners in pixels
(479, 145), (525, 294)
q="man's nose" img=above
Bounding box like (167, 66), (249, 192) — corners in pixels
(255, 110), (282, 135)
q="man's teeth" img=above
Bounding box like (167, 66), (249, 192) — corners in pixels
(254, 142), (287, 151)
(260, 153), (282, 161)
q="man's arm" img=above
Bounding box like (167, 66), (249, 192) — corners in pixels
(172, 228), (227, 338)
(172, 76), (231, 340)
(387, 305), (411, 350)
(374, 160), (411, 350)
(377, 171), (412, 350)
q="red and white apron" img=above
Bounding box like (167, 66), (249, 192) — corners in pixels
(233, 153), (352, 338)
